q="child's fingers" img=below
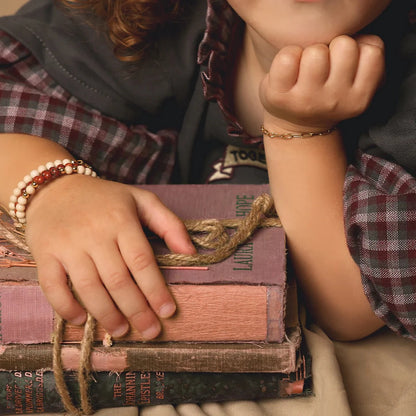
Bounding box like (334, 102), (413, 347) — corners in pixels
(354, 34), (385, 50)
(266, 45), (302, 92)
(117, 224), (177, 320)
(65, 253), (130, 338)
(298, 43), (330, 87)
(134, 190), (196, 255)
(354, 35), (385, 97)
(36, 254), (86, 326)
(327, 35), (360, 87)
(93, 240), (165, 340)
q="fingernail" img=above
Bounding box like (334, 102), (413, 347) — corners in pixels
(159, 302), (176, 318)
(142, 322), (161, 340)
(111, 322), (130, 338)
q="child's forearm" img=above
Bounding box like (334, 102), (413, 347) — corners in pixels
(264, 129), (384, 340)
(257, 34), (387, 340)
(0, 133), (74, 207)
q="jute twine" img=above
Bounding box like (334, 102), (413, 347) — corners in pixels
(52, 313), (96, 416)
(156, 193), (280, 267)
(19, 193), (280, 415)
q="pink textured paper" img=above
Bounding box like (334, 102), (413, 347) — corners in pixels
(0, 286), (53, 344)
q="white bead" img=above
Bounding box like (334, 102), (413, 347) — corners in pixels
(38, 165), (46, 173)
(17, 181), (26, 190)
(92, 171), (97, 177)
(10, 195), (17, 203)
(8, 202), (15, 210)
(65, 165), (73, 174)
(15, 204), (25, 212)
(54, 160), (62, 167)
(77, 165), (85, 174)
(17, 196), (27, 205)
(62, 158), (71, 165)
(23, 175), (32, 184)
(13, 188), (21, 196)
(46, 162), (54, 169)
(85, 167), (92, 176)
(30, 170), (39, 178)
(26, 185), (35, 195)
(9, 210), (16, 217)
(15, 211), (25, 219)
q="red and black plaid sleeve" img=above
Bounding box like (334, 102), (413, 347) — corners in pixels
(0, 31), (176, 185)
(345, 152), (416, 340)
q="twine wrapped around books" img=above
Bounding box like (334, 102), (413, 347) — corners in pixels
(52, 313), (96, 415)
(156, 192), (280, 266)
(1, 193), (282, 415)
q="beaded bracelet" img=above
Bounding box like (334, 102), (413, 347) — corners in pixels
(9, 159), (97, 229)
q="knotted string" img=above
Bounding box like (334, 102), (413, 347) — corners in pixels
(157, 193), (280, 266)
(3, 194), (281, 415)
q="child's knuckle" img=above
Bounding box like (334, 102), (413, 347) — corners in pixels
(106, 271), (131, 291)
(129, 251), (153, 273)
(303, 43), (328, 61)
(40, 278), (59, 294)
(331, 35), (356, 53)
(75, 277), (97, 293)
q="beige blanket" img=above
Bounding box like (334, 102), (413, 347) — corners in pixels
(1, 3), (416, 416)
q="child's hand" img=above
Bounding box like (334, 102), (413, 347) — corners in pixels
(24, 174), (195, 339)
(259, 34), (385, 132)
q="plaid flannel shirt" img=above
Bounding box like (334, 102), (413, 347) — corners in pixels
(345, 153), (416, 338)
(0, 32), (177, 185)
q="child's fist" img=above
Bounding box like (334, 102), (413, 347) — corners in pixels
(260, 34), (385, 132)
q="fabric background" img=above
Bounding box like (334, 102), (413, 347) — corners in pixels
(1, 2), (416, 416)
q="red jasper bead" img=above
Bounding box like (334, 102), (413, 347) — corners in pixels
(42, 170), (52, 181)
(33, 175), (44, 185)
(49, 166), (58, 177)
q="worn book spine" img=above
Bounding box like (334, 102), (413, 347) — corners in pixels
(0, 327), (302, 374)
(0, 355), (312, 415)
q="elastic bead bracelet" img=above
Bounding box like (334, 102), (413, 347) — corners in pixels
(261, 125), (337, 140)
(9, 159), (97, 229)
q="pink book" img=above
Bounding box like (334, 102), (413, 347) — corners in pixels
(0, 184), (289, 345)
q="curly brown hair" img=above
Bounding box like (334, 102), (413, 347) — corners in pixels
(59, 0), (184, 61)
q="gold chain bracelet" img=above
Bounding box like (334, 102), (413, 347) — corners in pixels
(261, 125), (337, 140)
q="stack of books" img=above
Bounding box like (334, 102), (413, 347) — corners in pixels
(0, 184), (312, 414)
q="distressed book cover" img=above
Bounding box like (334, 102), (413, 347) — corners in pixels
(0, 351), (312, 414)
(0, 184), (289, 345)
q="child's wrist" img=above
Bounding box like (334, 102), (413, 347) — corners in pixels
(262, 114), (337, 136)
(261, 116), (337, 140)
(9, 159), (98, 229)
